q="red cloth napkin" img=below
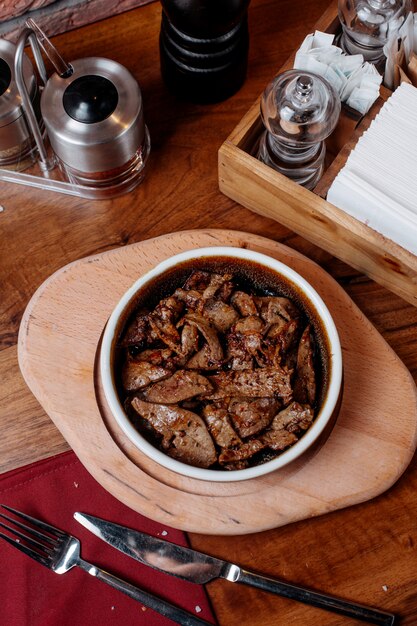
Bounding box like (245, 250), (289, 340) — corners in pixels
(0, 451), (216, 626)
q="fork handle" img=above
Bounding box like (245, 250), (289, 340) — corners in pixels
(238, 570), (395, 625)
(78, 558), (212, 626)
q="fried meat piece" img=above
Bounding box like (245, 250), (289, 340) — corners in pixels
(149, 296), (184, 353)
(131, 398), (216, 468)
(206, 367), (293, 403)
(222, 460), (249, 471)
(122, 358), (174, 391)
(134, 348), (174, 364)
(256, 296), (300, 324)
(293, 325), (316, 405)
(187, 345), (221, 370)
(121, 313), (157, 347)
(225, 315), (265, 370)
(233, 315), (264, 335)
(261, 428), (297, 451)
(180, 323), (199, 358)
(231, 291), (258, 316)
(267, 318), (299, 354)
(183, 270), (211, 291)
(202, 403), (242, 449)
(143, 369), (213, 403)
(228, 397), (280, 438)
(202, 299), (239, 333)
(226, 332), (254, 370)
(174, 287), (238, 332)
(261, 402), (314, 450)
(201, 272), (234, 302)
(218, 439), (265, 464)
(233, 315), (264, 356)
(183, 270), (233, 303)
(173, 288), (201, 311)
(183, 313), (223, 361)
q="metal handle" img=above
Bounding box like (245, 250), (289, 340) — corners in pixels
(238, 570), (395, 625)
(26, 18), (73, 79)
(14, 27), (54, 171)
(78, 558), (213, 626)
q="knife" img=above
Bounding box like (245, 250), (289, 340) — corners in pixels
(74, 512), (395, 626)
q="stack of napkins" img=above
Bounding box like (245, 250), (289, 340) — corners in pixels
(294, 31), (382, 115)
(327, 82), (417, 255)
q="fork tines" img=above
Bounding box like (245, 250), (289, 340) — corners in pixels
(1, 505), (65, 536)
(0, 505), (62, 565)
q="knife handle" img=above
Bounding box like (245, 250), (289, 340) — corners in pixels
(79, 558), (213, 626)
(238, 569), (395, 625)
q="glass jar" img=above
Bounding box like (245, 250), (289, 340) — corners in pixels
(257, 70), (341, 190)
(338, 0), (413, 70)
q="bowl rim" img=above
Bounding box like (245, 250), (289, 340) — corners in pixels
(100, 246), (343, 482)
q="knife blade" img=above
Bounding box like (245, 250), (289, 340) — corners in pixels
(75, 512), (395, 626)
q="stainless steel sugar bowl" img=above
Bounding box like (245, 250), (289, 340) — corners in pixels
(0, 39), (40, 170)
(40, 56), (150, 196)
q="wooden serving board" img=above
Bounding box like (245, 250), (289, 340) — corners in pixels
(18, 229), (417, 535)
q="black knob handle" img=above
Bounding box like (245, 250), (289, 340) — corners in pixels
(0, 57), (11, 97)
(63, 75), (118, 124)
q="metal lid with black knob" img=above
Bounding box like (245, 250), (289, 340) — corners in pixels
(41, 57), (146, 177)
(10, 19), (150, 196)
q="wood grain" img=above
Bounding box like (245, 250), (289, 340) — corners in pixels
(1, 0), (417, 623)
(0, 346), (69, 473)
(17, 230), (417, 534)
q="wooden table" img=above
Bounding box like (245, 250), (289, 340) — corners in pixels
(1, 1), (417, 624)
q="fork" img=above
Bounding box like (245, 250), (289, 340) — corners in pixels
(0, 505), (212, 626)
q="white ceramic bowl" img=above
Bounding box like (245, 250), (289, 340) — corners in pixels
(100, 246), (343, 482)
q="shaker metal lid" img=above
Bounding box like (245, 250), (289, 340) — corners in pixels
(0, 39), (37, 127)
(62, 74), (119, 124)
(41, 57), (144, 172)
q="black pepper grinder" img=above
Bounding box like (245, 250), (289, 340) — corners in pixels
(159, 0), (251, 103)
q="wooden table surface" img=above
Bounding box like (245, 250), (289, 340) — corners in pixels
(1, 1), (417, 624)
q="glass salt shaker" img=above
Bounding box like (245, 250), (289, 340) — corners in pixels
(338, 0), (413, 72)
(257, 70), (341, 190)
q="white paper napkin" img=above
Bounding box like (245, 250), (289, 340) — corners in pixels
(294, 31), (382, 115)
(327, 82), (417, 255)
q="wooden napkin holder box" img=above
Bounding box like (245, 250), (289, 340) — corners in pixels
(218, 0), (417, 307)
